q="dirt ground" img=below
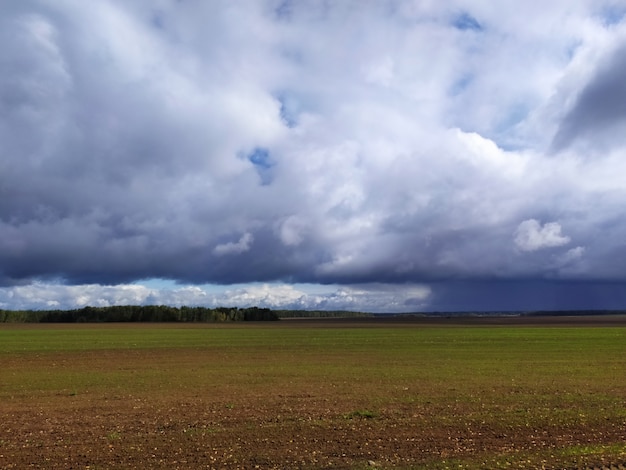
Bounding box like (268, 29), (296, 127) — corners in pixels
(3, 393), (626, 469)
(1, 315), (625, 469)
(2, 391), (626, 469)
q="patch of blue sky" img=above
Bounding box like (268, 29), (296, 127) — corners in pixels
(564, 40), (582, 62)
(247, 147), (274, 185)
(451, 102), (530, 152)
(274, 0), (293, 21)
(449, 74), (473, 96)
(150, 11), (165, 30)
(599, 5), (626, 26)
(489, 104), (532, 151)
(248, 147), (271, 169)
(134, 279), (338, 297)
(133, 278), (179, 290)
(498, 103), (530, 131)
(134, 279), (232, 294)
(275, 92), (301, 128)
(452, 12), (483, 32)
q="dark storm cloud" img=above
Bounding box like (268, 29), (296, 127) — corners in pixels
(552, 42), (626, 151)
(429, 280), (626, 312)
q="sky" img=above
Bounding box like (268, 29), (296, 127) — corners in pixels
(2, 0), (626, 313)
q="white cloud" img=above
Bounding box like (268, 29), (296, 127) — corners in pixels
(213, 233), (254, 256)
(0, 282), (432, 313)
(278, 215), (308, 246)
(220, 284), (305, 308)
(561, 246), (585, 262)
(553, 246), (587, 276)
(514, 219), (571, 252)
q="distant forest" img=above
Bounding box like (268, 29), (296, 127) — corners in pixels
(0, 305), (372, 323)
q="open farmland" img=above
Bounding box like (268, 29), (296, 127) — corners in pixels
(1, 318), (625, 469)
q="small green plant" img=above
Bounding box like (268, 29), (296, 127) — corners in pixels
(107, 431), (121, 441)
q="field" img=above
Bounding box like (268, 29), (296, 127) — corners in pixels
(1, 317), (625, 469)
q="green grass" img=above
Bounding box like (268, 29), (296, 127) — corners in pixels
(2, 324), (625, 408)
(2, 325), (625, 401)
(1, 323), (625, 468)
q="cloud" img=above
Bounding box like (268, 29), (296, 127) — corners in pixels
(0, 282), (431, 313)
(2, 1), (626, 311)
(514, 220), (571, 252)
(214, 233), (254, 256)
(428, 280), (626, 312)
(0, 283), (158, 310)
(552, 38), (626, 151)
(559, 246), (585, 264)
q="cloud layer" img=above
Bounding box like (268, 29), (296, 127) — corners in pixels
(0, 282), (431, 313)
(2, 1), (626, 311)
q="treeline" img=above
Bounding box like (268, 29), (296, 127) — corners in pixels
(0, 305), (279, 323)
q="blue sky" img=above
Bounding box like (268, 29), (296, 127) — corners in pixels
(2, 1), (626, 312)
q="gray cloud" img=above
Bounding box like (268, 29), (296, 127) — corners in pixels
(2, 1), (626, 311)
(434, 279), (626, 312)
(552, 41), (626, 151)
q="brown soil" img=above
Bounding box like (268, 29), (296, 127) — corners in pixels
(2, 390), (626, 469)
